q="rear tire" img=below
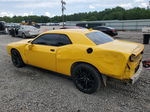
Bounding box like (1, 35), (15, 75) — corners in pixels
(11, 49), (25, 68)
(22, 33), (26, 39)
(72, 63), (102, 94)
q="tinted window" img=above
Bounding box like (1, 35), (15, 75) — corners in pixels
(94, 27), (107, 30)
(86, 32), (114, 45)
(32, 34), (72, 46)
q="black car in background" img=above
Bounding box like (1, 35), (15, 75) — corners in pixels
(92, 26), (118, 36)
(0, 21), (6, 34)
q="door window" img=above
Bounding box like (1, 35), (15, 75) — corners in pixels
(32, 34), (72, 46)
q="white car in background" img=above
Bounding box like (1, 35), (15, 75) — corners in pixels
(10, 25), (40, 38)
(18, 25), (40, 38)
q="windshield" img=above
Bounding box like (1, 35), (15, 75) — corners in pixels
(86, 32), (114, 45)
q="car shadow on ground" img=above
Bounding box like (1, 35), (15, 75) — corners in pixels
(14, 64), (140, 91)
(16, 64), (72, 81)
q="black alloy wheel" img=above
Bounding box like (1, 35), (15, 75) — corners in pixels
(72, 64), (102, 94)
(11, 49), (25, 68)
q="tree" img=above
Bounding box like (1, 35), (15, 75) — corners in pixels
(0, 7), (150, 23)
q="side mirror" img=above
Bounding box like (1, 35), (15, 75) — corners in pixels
(27, 40), (32, 43)
(28, 43), (33, 50)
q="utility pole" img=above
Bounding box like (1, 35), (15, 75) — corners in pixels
(147, 1), (150, 10)
(61, 0), (66, 27)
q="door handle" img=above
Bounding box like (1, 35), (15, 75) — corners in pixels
(50, 49), (55, 52)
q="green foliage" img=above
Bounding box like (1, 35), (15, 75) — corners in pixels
(0, 7), (150, 23)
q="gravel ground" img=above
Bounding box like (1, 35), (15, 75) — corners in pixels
(0, 31), (149, 112)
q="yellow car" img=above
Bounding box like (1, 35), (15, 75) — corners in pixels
(7, 29), (144, 94)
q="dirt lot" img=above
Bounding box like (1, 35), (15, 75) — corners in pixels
(0, 31), (149, 112)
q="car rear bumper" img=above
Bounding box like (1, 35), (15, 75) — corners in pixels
(130, 62), (143, 84)
(112, 32), (118, 36)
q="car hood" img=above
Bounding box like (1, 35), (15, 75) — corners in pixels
(98, 40), (144, 56)
(18, 39), (34, 43)
(8, 39), (34, 46)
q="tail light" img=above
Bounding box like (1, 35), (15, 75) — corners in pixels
(129, 54), (137, 62)
(112, 29), (116, 32)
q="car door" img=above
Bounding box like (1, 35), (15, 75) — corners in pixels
(17, 26), (24, 36)
(25, 33), (72, 72)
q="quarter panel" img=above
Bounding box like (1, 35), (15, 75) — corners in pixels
(56, 44), (128, 79)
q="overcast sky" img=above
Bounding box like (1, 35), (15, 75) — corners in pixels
(0, 0), (148, 17)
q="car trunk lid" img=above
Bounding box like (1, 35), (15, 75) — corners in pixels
(98, 40), (144, 56)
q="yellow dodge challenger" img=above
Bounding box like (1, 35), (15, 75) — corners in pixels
(7, 29), (144, 94)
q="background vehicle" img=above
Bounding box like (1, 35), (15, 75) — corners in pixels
(92, 26), (118, 36)
(0, 21), (6, 34)
(143, 59), (150, 68)
(10, 25), (40, 38)
(8, 24), (20, 37)
(21, 20), (40, 28)
(7, 29), (144, 94)
(76, 23), (105, 28)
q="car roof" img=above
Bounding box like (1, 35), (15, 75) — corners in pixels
(44, 29), (94, 34)
(41, 29), (97, 46)
(95, 26), (114, 29)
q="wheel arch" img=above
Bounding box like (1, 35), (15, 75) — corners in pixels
(10, 48), (25, 67)
(11, 48), (20, 53)
(10, 48), (27, 63)
(71, 61), (101, 76)
(71, 61), (107, 86)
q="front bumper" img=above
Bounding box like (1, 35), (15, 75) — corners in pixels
(130, 62), (143, 84)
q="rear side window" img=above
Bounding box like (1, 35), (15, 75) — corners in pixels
(32, 34), (72, 46)
(86, 32), (114, 45)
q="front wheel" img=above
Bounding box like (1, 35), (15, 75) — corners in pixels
(11, 49), (25, 68)
(72, 64), (102, 94)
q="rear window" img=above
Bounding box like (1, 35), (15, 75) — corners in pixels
(23, 26), (37, 30)
(86, 32), (114, 45)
